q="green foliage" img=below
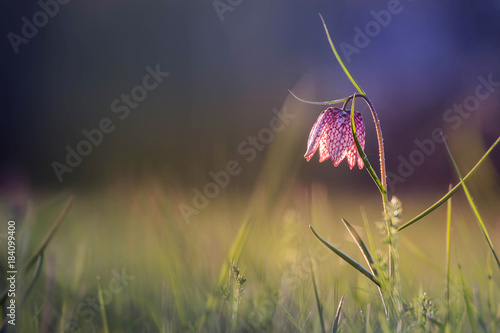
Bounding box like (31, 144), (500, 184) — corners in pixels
(303, 14), (500, 333)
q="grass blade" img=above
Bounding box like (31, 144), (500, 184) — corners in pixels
(98, 277), (110, 333)
(360, 207), (376, 256)
(332, 295), (344, 333)
(310, 225), (380, 287)
(319, 14), (365, 95)
(442, 136), (500, 269)
(445, 183), (452, 323)
(398, 135), (500, 231)
(24, 196), (74, 273)
(341, 219), (375, 270)
(0, 196), (73, 306)
(279, 305), (303, 331)
(487, 255), (496, 333)
(288, 90), (352, 105)
(21, 252), (44, 305)
(198, 216), (255, 330)
(309, 251), (326, 333)
(341, 218), (388, 318)
(458, 262), (477, 333)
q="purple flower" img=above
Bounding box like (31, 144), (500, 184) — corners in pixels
(304, 107), (366, 169)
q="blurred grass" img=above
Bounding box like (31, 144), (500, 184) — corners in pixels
(0, 112), (498, 331)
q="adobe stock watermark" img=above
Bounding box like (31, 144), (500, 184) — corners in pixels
(51, 64), (170, 182)
(387, 73), (500, 191)
(178, 106), (297, 223)
(340, 0), (411, 64)
(63, 268), (135, 333)
(213, 0), (244, 22)
(7, 0), (72, 54)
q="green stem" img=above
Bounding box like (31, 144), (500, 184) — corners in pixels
(350, 94), (392, 279)
(344, 93), (387, 192)
(398, 135), (500, 231)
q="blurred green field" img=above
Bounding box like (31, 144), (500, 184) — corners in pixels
(1, 123), (499, 332)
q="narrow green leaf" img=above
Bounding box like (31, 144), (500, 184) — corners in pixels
(341, 219), (375, 269)
(199, 216), (255, 330)
(24, 196), (74, 273)
(319, 14), (365, 95)
(428, 317), (446, 330)
(279, 305), (303, 331)
(487, 255), (496, 333)
(309, 251), (326, 333)
(310, 225), (380, 287)
(445, 183), (452, 323)
(398, 135), (500, 231)
(458, 262), (477, 333)
(442, 137), (500, 269)
(360, 207), (376, 256)
(0, 197), (73, 306)
(332, 295), (344, 333)
(98, 277), (110, 333)
(342, 218), (388, 318)
(288, 90), (351, 105)
(21, 252), (44, 305)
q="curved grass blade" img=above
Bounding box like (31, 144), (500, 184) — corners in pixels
(21, 252), (44, 305)
(332, 295), (344, 333)
(0, 196), (73, 306)
(319, 14), (365, 95)
(24, 196), (74, 273)
(310, 225), (380, 287)
(288, 90), (352, 105)
(442, 136), (500, 269)
(342, 218), (388, 318)
(398, 135), (500, 231)
(309, 250), (326, 333)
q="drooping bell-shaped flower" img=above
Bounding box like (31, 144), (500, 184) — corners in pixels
(304, 107), (365, 169)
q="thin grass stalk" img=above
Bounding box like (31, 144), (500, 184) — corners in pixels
(445, 183), (452, 323)
(487, 255), (496, 333)
(332, 295), (344, 333)
(349, 95), (392, 282)
(97, 277), (110, 333)
(398, 135), (500, 231)
(342, 219), (388, 318)
(23, 196), (74, 273)
(344, 93), (387, 193)
(309, 252), (326, 333)
(442, 136), (500, 269)
(458, 263), (477, 333)
(310, 225), (380, 287)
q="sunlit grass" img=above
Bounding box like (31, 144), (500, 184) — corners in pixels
(1, 155), (498, 332)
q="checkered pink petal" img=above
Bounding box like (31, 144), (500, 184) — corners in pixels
(304, 107), (366, 169)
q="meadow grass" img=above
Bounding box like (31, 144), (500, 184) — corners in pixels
(0, 142), (498, 332)
(2, 14), (500, 333)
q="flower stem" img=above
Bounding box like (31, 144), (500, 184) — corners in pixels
(350, 94), (393, 283)
(344, 93), (387, 193)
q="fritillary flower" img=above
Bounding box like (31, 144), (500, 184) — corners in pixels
(304, 107), (365, 169)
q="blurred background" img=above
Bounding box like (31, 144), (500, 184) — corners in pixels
(1, 0), (499, 194)
(0, 0), (500, 331)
